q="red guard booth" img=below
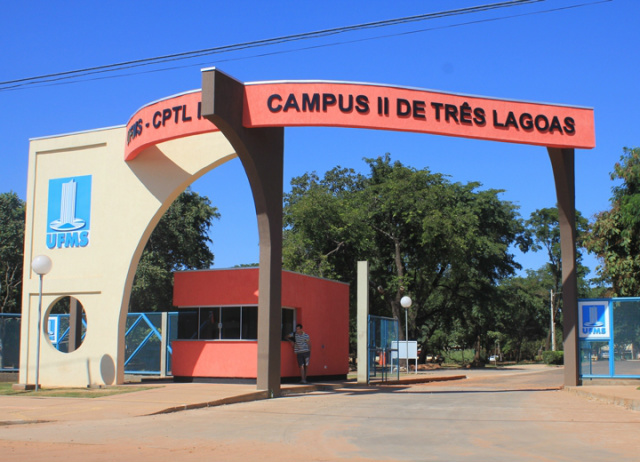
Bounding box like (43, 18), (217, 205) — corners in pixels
(171, 268), (350, 381)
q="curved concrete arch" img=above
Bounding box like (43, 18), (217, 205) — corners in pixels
(20, 127), (237, 387)
(116, 136), (239, 384)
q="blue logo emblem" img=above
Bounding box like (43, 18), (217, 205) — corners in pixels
(46, 175), (92, 249)
(579, 302), (609, 339)
(582, 305), (605, 328)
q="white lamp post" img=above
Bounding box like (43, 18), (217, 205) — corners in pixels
(400, 296), (412, 374)
(32, 255), (52, 391)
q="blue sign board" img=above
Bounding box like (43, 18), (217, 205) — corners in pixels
(578, 301), (610, 340)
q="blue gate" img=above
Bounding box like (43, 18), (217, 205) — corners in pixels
(368, 315), (399, 382)
(124, 312), (177, 375)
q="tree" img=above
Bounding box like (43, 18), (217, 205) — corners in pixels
(283, 167), (368, 282)
(494, 276), (548, 361)
(585, 147), (640, 296)
(129, 189), (220, 311)
(0, 192), (25, 314)
(283, 155), (529, 359)
(526, 207), (590, 288)
(525, 207), (590, 349)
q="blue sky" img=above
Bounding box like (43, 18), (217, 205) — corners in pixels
(1, 0), (638, 278)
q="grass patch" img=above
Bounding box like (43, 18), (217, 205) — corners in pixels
(0, 382), (157, 398)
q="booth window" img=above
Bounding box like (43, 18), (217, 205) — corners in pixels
(199, 308), (219, 339)
(176, 306), (290, 341)
(241, 306), (258, 339)
(177, 309), (199, 339)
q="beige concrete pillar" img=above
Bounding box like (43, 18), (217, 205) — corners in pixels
(357, 261), (369, 384)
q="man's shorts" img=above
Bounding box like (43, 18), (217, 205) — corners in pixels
(296, 351), (311, 367)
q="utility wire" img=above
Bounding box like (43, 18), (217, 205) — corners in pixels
(0, 0), (544, 91)
(0, 0), (610, 92)
(148, 0), (612, 80)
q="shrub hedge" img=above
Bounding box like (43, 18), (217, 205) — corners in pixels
(541, 350), (564, 365)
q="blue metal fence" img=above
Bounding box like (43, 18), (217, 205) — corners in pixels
(0, 314), (21, 372)
(579, 298), (640, 380)
(0, 312), (178, 376)
(124, 312), (177, 375)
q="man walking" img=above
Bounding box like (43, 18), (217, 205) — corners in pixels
(288, 324), (311, 383)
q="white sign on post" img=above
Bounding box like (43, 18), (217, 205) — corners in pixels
(391, 341), (418, 373)
(48, 316), (59, 345)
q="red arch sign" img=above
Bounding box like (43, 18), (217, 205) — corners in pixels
(125, 80), (595, 161)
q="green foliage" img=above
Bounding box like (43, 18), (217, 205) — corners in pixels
(283, 154), (528, 358)
(283, 154), (601, 362)
(524, 207), (593, 352)
(541, 350), (564, 365)
(507, 339), (544, 362)
(0, 192), (25, 314)
(525, 207), (590, 287)
(491, 277), (547, 361)
(585, 147), (640, 296)
(441, 349), (475, 365)
(129, 189), (219, 311)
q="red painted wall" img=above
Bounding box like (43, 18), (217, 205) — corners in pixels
(172, 268), (350, 379)
(171, 341), (301, 378)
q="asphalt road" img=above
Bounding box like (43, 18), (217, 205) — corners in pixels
(1, 366), (639, 462)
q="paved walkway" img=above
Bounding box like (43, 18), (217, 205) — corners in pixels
(1, 366), (639, 425)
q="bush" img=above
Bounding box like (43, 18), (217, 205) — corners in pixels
(541, 350), (564, 365)
(442, 349), (475, 365)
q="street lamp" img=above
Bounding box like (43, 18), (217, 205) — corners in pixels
(32, 255), (52, 391)
(400, 296), (412, 374)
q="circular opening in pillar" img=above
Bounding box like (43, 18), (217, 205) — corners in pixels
(44, 296), (87, 353)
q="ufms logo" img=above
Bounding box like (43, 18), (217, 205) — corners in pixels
(578, 301), (609, 339)
(46, 175), (92, 249)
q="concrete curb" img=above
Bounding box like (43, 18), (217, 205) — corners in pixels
(375, 375), (467, 386)
(566, 386), (640, 412)
(146, 390), (272, 415)
(146, 374), (468, 416)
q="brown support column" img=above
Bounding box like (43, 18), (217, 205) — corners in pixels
(547, 147), (580, 387)
(202, 69), (284, 396)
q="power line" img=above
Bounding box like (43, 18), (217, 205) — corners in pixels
(0, 0), (610, 92)
(0, 0), (544, 91)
